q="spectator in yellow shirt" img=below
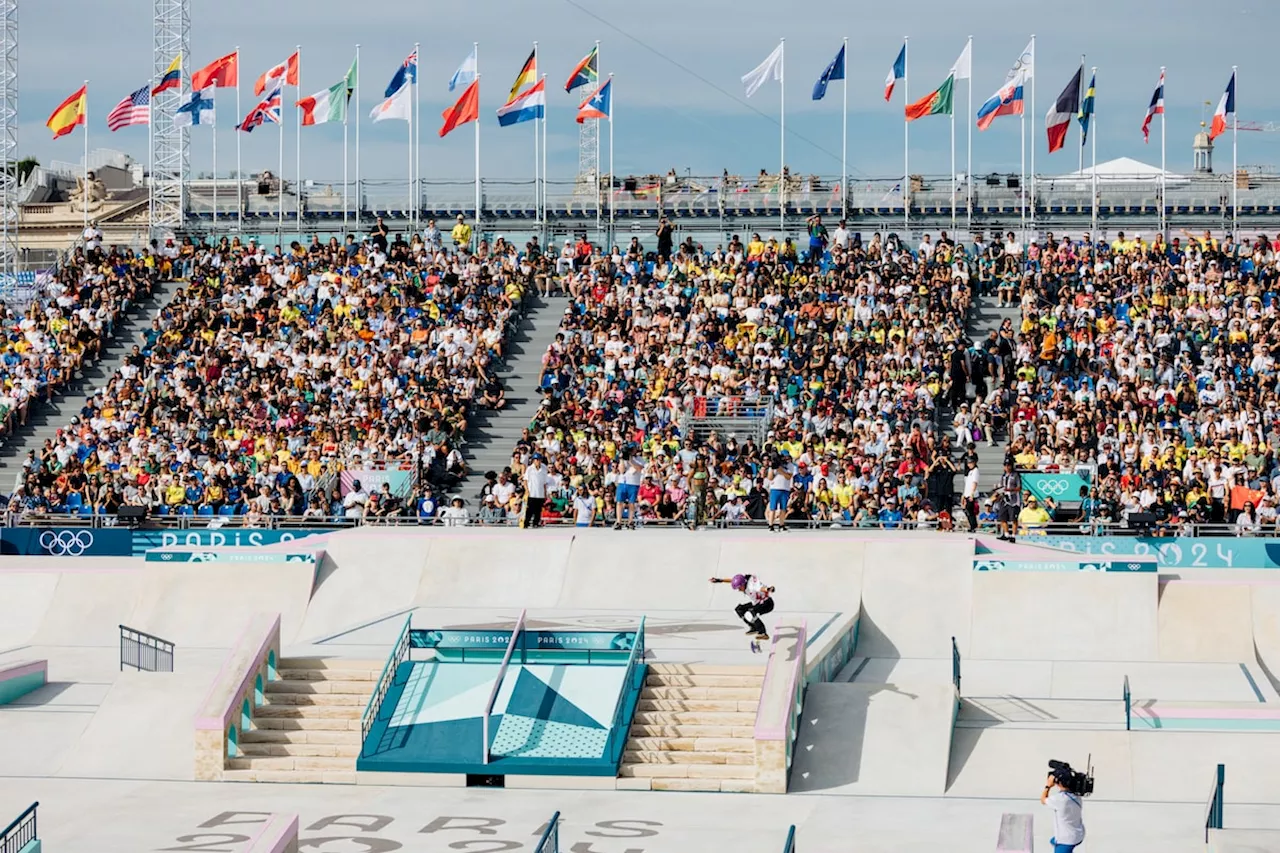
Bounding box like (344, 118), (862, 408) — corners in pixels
(450, 214), (473, 249)
(1018, 496), (1051, 533)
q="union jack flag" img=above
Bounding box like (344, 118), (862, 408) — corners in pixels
(239, 80), (282, 133)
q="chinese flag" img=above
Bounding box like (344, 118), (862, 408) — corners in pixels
(192, 51), (239, 91)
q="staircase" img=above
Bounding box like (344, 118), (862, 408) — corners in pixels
(617, 663), (764, 792)
(0, 276), (186, 487)
(957, 294), (1022, 493)
(224, 657), (379, 784)
(461, 292), (568, 494)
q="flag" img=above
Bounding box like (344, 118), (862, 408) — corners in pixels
(576, 78), (612, 123)
(192, 51), (239, 90)
(976, 39), (1034, 131)
(174, 88), (215, 127)
(884, 45), (905, 101)
(812, 43), (846, 101)
(344, 55), (358, 101)
(106, 84), (151, 132)
(1079, 71), (1096, 145)
(508, 48), (537, 102)
(152, 54), (182, 96)
(950, 41), (972, 81)
(239, 80), (282, 132)
(498, 78), (546, 126)
(385, 48), (418, 99)
(440, 78), (479, 137)
(1141, 70), (1164, 144)
(1210, 71), (1235, 141)
(565, 46), (598, 93)
(1046, 65), (1083, 154)
(450, 46), (478, 92)
(742, 43), (783, 98)
(905, 75), (955, 121)
(254, 51), (299, 97)
(46, 85), (87, 139)
(297, 80), (348, 126)
(370, 78), (411, 122)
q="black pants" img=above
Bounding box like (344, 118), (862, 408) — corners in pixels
(524, 497), (545, 528)
(964, 498), (978, 532)
(735, 597), (774, 635)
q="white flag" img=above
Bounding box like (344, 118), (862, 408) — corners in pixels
(950, 41), (972, 81)
(742, 43), (783, 98)
(450, 46), (478, 92)
(1007, 38), (1034, 82)
(370, 79), (412, 122)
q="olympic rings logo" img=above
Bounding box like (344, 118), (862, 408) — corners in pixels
(39, 530), (95, 556)
(1037, 479), (1071, 496)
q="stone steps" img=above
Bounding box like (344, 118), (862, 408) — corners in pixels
(254, 704), (362, 720)
(643, 686), (762, 701)
(644, 674), (764, 688)
(228, 755), (352, 772)
(632, 710), (756, 726)
(625, 736), (754, 753)
(622, 749), (753, 766)
(629, 723), (756, 739)
(619, 762), (753, 779)
(242, 729), (360, 746)
(258, 691), (368, 707)
(240, 742), (362, 759)
(636, 698), (758, 713)
(253, 716), (362, 732)
(265, 679), (376, 695)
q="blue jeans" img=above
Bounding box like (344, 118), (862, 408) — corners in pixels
(1050, 837), (1080, 853)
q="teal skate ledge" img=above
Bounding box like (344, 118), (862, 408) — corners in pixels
(358, 621), (646, 777)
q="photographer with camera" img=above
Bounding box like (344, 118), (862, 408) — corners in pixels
(1041, 761), (1087, 852)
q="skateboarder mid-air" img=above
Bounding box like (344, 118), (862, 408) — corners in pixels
(710, 574), (775, 641)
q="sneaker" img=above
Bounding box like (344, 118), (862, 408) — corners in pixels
(768, 524), (776, 532)
(756, 632), (770, 641)
(745, 626), (760, 635)
(613, 523), (622, 530)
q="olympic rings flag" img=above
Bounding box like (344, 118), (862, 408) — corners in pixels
(1020, 472), (1090, 503)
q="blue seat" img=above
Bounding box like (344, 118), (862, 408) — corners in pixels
(178, 505), (194, 516)
(197, 505), (214, 517)
(78, 506), (93, 516)
(218, 505), (236, 516)
(66, 492), (83, 509)
(154, 505), (170, 517)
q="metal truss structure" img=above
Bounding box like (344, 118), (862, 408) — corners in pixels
(151, 0), (189, 234)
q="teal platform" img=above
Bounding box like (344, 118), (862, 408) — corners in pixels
(358, 621), (646, 776)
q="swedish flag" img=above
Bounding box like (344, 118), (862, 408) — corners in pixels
(1077, 72), (1096, 145)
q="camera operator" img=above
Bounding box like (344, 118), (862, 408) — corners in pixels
(1040, 769), (1086, 852)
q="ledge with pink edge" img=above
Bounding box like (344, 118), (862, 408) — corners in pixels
(193, 612), (281, 780)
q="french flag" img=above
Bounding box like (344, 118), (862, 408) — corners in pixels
(1142, 69), (1165, 143)
(976, 74), (1026, 131)
(884, 45), (905, 101)
(1209, 71), (1235, 141)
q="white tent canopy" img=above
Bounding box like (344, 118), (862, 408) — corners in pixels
(1055, 156), (1189, 185)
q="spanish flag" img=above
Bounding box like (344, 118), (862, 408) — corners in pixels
(152, 55), (182, 96)
(47, 85), (87, 139)
(507, 48), (537, 102)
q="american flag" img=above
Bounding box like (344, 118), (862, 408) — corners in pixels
(239, 80), (282, 133)
(106, 84), (151, 132)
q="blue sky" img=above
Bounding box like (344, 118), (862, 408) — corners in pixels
(19, 0), (1280, 185)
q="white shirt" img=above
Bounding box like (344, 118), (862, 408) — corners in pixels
(1046, 789), (1085, 846)
(963, 467), (981, 500)
(769, 469), (792, 491)
(573, 494), (595, 524)
(523, 464), (548, 499)
(832, 226), (850, 249)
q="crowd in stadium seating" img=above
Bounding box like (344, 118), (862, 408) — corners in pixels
(8, 224), (526, 519)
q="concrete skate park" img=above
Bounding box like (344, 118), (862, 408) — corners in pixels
(1, 529), (1280, 852)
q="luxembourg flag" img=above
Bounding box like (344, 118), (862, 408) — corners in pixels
(884, 44), (905, 101)
(1209, 71), (1235, 141)
(498, 78), (546, 126)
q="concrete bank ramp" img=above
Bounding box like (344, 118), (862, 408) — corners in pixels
(790, 681), (957, 796)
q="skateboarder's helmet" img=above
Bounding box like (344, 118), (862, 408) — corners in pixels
(731, 574), (747, 590)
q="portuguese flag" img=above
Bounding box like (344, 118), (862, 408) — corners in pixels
(905, 74), (955, 122)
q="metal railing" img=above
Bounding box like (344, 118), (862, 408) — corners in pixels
(605, 617), (647, 767)
(0, 803), (37, 853)
(951, 636), (962, 696)
(781, 826), (797, 853)
(361, 614), (413, 753)
(119, 625), (174, 672)
(1205, 763), (1226, 842)
(482, 609), (527, 764)
(533, 812), (561, 853)
(1123, 675), (1132, 732)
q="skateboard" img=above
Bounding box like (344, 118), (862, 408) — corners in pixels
(749, 635), (769, 653)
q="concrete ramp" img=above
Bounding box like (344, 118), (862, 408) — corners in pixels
(1252, 584), (1280, 693)
(0, 570), (60, 649)
(970, 571), (1159, 661)
(28, 566), (144, 646)
(1158, 580), (1255, 663)
(947, 727), (1133, 798)
(420, 533), (576, 608)
(860, 538), (974, 658)
(790, 682), (956, 796)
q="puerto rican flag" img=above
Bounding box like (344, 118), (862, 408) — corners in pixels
(239, 79), (282, 132)
(1142, 69), (1165, 143)
(884, 44), (905, 101)
(1209, 71), (1235, 141)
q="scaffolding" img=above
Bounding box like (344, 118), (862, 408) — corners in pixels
(0, 0), (16, 279)
(576, 120), (597, 194)
(150, 0), (188, 234)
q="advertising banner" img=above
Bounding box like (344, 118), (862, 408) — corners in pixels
(144, 550), (322, 565)
(340, 469), (414, 497)
(410, 629), (637, 652)
(973, 557), (1156, 573)
(1026, 535), (1280, 570)
(0, 527), (133, 557)
(1020, 472), (1091, 504)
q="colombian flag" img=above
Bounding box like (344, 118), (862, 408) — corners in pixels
(47, 85), (87, 139)
(508, 49), (537, 102)
(152, 55), (181, 96)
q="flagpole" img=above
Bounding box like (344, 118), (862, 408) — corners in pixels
(1079, 55), (1085, 174)
(1029, 34), (1036, 239)
(475, 47), (481, 236)
(407, 88), (413, 229)
(1091, 72), (1098, 240)
(278, 91), (285, 239)
(533, 42), (540, 234)
(83, 80), (89, 233)
(342, 89), (348, 236)
(541, 74), (548, 235)
(595, 40), (601, 240)
(414, 42), (420, 234)
(950, 81), (956, 233)
(841, 36), (848, 221)
(967, 35), (973, 235)
(212, 92), (218, 229)
(608, 73), (615, 243)
(779, 38), (785, 236)
(903, 36), (909, 237)
(355, 43), (361, 235)
(236, 46), (243, 234)
(296, 45), (302, 239)
(1232, 65), (1238, 240)
(1160, 66), (1166, 237)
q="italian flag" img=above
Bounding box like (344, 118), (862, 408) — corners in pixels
(297, 80), (348, 126)
(905, 74), (955, 122)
